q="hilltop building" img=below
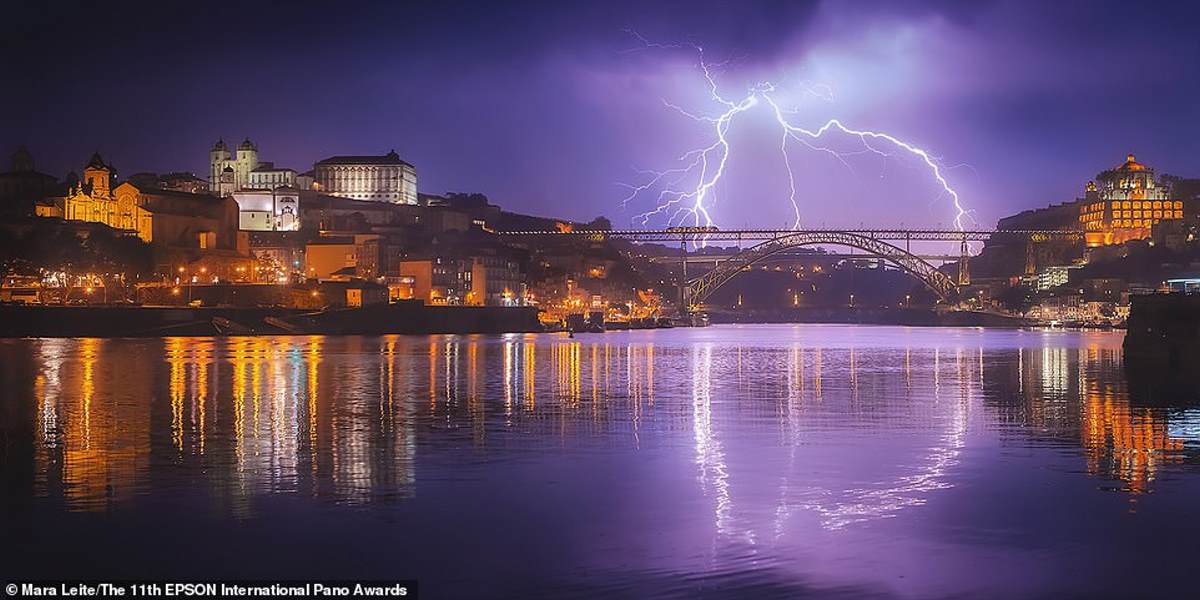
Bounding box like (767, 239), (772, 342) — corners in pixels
(248, 162), (296, 190)
(313, 151), (417, 204)
(209, 138), (300, 191)
(1077, 154), (1184, 246)
(0, 146), (60, 211)
(209, 138), (259, 192)
(38, 154), (240, 251)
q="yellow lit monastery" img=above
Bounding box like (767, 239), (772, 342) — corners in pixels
(1078, 154), (1185, 246)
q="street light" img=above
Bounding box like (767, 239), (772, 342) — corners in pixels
(849, 293), (855, 308)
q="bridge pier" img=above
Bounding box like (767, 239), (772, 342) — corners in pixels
(678, 239), (691, 316)
(958, 236), (971, 286)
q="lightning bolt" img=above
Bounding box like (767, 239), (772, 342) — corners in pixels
(621, 39), (973, 234)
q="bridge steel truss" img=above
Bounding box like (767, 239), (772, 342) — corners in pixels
(497, 227), (1083, 313)
(496, 228), (1082, 244)
(687, 230), (960, 306)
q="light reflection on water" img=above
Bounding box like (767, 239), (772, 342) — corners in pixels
(5, 325), (1200, 598)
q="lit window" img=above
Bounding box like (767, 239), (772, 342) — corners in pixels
(1154, 210), (1162, 218)
(1175, 210), (1184, 218)
(1133, 202), (1141, 209)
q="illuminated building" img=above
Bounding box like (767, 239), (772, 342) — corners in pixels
(209, 138), (298, 194)
(1078, 154), (1184, 246)
(117, 184), (241, 250)
(51, 153), (149, 235)
(305, 234), (381, 280)
(232, 187), (300, 231)
(247, 163), (296, 190)
(209, 138), (256, 192)
(1036, 264), (1082, 291)
(397, 253), (524, 306)
(39, 155), (241, 251)
(313, 151), (417, 204)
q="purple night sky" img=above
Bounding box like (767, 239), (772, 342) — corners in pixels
(6, 0), (1200, 228)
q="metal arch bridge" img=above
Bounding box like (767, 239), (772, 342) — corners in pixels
(495, 227), (1082, 243)
(497, 227), (1083, 311)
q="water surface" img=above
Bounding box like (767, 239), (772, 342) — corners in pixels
(3, 325), (1199, 598)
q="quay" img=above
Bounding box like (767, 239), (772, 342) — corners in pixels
(0, 303), (541, 338)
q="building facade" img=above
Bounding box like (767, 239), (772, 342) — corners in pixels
(38, 155), (240, 252)
(49, 154), (149, 235)
(0, 146), (60, 211)
(209, 138), (259, 192)
(247, 163), (296, 190)
(1078, 154), (1184, 246)
(232, 187), (300, 231)
(397, 251), (525, 306)
(313, 151), (417, 204)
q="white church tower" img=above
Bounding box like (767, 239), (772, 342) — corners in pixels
(209, 137), (260, 193)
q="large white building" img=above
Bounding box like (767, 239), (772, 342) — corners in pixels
(210, 138), (303, 229)
(232, 187), (300, 231)
(248, 163), (296, 190)
(313, 151), (417, 204)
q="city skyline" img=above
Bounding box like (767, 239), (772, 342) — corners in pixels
(7, 0), (1200, 228)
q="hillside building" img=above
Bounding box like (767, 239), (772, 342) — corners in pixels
(0, 146), (60, 211)
(1078, 154), (1185, 246)
(313, 151), (417, 204)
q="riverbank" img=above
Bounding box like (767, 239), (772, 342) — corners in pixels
(707, 307), (1033, 328)
(0, 303), (542, 337)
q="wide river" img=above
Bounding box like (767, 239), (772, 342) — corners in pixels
(3, 325), (1199, 598)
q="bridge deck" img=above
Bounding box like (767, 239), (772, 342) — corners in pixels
(497, 228), (1082, 242)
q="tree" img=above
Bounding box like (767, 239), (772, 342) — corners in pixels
(586, 216), (612, 231)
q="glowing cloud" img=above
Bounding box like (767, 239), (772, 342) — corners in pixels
(620, 37), (972, 233)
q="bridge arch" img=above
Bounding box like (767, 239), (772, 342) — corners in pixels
(687, 231), (959, 308)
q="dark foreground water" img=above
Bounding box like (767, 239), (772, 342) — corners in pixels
(3, 325), (1199, 598)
